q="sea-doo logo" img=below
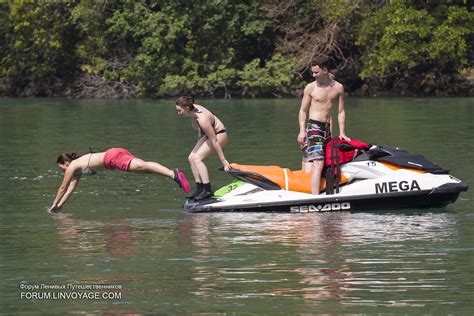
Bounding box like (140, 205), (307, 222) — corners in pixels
(290, 202), (351, 213)
(375, 180), (421, 194)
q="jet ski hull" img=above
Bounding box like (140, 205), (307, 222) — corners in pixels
(184, 181), (467, 213)
(184, 178), (468, 213)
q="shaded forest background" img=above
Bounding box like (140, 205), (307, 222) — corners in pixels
(0, 0), (472, 98)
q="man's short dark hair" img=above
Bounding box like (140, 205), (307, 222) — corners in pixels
(311, 57), (335, 71)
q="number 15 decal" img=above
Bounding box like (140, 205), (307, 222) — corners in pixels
(367, 161), (376, 167)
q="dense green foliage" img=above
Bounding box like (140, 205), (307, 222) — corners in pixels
(0, 1), (472, 97)
(1, 2), (79, 95)
(109, 1), (280, 97)
(357, 1), (473, 94)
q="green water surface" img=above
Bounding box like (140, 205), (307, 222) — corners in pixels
(1, 97), (473, 314)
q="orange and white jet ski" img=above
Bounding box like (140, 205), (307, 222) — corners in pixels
(184, 138), (468, 213)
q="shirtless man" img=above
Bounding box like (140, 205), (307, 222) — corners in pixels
(297, 59), (350, 194)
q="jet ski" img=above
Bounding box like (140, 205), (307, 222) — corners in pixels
(184, 137), (468, 213)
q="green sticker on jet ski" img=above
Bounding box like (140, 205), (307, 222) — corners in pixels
(214, 180), (245, 197)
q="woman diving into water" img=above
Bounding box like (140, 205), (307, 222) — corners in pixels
(48, 148), (190, 212)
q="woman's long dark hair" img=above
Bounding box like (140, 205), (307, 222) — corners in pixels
(56, 152), (80, 164)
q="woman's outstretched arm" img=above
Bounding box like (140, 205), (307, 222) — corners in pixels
(49, 168), (79, 212)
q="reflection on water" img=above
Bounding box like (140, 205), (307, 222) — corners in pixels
(182, 212), (459, 308)
(48, 213), (141, 306)
(5, 209), (462, 313)
(52, 213), (136, 258)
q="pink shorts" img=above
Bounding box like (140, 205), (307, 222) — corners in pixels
(103, 148), (136, 171)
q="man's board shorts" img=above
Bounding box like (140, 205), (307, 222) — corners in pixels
(103, 148), (136, 171)
(302, 119), (331, 162)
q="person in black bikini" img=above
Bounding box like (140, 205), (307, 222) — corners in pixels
(175, 96), (232, 200)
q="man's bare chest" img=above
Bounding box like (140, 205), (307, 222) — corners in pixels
(310, 86), (339, 103)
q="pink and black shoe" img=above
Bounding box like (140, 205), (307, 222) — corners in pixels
(173, 168), (191, 193)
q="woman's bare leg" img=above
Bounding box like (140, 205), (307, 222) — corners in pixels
(128, 158), (174, 178)
(189, 142), (213, 183)
(188, 137), (208, 183)
(189, 134), (227, 183)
